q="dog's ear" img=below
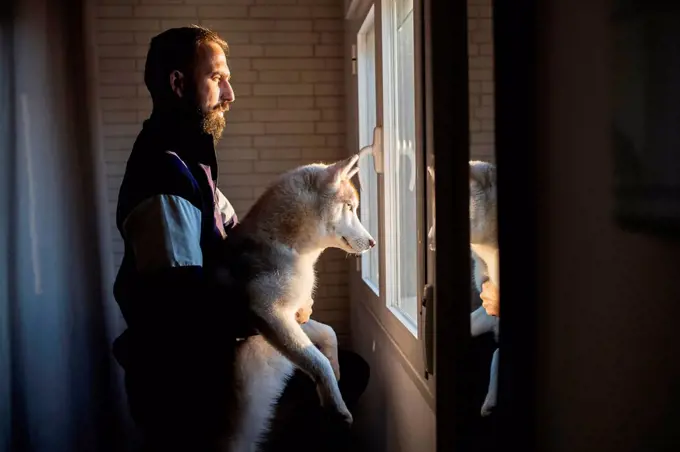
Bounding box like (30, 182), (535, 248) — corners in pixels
(323, 150), (365, 187)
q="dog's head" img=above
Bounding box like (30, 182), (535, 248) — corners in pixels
(245, 151), (376, 255)
(469, 160), (498, 245)
(313, 153), (376, 255)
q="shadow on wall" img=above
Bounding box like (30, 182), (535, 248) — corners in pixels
(349, 302), (436, 452)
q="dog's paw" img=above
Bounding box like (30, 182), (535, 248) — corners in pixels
(481, 394), (496, 417)
(480, 404), (495, 417)
(326, 405), (354, 426)
(320, 406), (354, 446)
(316, 387), (353, 425)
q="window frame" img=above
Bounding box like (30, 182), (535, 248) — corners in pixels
(356, 5), (381, 296)
(381, 0), (422, 333)
(346, 0), (435, 402)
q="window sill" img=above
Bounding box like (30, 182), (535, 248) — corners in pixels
(387, 300), (418, 337)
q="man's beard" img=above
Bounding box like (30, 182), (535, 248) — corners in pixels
(182, 85), (227, 144)
(200, 109), (226, 144)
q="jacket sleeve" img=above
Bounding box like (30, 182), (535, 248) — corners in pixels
(122, 193), (219, 328)
(119, 158), (238, 339)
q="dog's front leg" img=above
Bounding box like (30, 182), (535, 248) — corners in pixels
(253, 307), (352, 425)
(301, 319), (341, 381)
(481, 347), (499, 416)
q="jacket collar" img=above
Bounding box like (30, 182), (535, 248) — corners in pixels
(133, 108), (219, 180)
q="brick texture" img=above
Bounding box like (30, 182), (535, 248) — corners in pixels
(468, 0), (495, 163)
(94, 0), (350, 343)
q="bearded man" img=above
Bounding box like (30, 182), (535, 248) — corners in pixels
(111, 25), (241, 451)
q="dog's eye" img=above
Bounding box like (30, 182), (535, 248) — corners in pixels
(346, 203), (353, 211)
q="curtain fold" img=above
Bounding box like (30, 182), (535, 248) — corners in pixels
(0, 0), (131, 450)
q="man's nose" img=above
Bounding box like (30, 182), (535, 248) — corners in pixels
(222, 81), (235, 103)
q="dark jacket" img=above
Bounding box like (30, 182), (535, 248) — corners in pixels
(111, 110), (243, 437)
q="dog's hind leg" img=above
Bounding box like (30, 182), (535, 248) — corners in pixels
(229, 338), (295, 452)
(252, 308), (352, 424)
(302, 319), (341, 381)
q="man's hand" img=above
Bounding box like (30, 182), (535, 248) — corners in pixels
(295, 299), (314, 324)
(480, 281), (500, 317)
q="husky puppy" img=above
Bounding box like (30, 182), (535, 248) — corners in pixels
(468, 160), (501, 417)
(222, 153), (375, 451)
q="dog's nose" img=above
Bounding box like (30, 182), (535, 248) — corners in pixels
(368, 238), (376, 248)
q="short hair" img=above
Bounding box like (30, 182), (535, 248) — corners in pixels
(144, 25), (228, 104)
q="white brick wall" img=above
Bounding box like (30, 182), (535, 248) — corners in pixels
(468, 0), (495, 163)
(93, 0), (350, 343)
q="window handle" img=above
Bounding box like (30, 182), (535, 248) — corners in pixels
(396, 140), (416, 192)
(359, 125), (383, 174)
(427, 165), (436, 252)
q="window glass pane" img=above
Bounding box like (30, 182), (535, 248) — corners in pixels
(357, 9), (380, 293)
(385, 0), (418, 327)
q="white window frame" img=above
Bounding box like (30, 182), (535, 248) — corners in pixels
(381, 0), (420, 333)
(347, 0), (434, 401)
(357, 6), (380, 296)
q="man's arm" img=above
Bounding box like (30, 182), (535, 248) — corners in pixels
(120, 166), (242, 344)
(124, 193), (204, 274)
(122, 192), (219, 331)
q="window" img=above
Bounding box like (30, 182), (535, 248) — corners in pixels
(382, 0), (419, 331)
(357, 6), (380, 294)
(348, 0), (431, 390)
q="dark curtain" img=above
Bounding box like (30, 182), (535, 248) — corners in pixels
(0, 0), (132, 450)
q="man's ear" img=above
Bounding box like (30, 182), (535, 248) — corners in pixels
(169, 70), (185, 98)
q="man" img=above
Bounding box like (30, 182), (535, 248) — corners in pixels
(112, 26), (241, 450)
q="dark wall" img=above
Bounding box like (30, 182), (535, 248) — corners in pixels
(533, 0), (680, 449)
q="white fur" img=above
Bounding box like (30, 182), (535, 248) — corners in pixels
(223, 152), (375, 451)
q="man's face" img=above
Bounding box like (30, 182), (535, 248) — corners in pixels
(184, 41), (235, 141)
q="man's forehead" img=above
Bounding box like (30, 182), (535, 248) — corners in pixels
(196, 41), (229, 73)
